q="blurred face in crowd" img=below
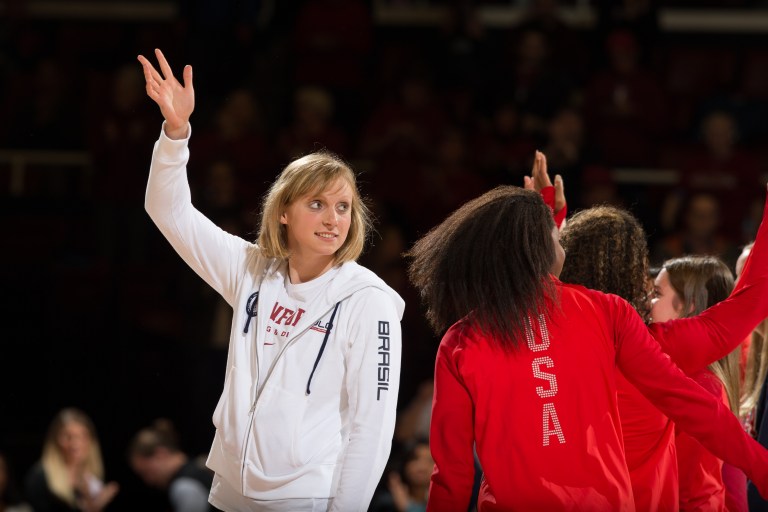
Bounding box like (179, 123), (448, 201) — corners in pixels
(404, 443), (434, 488)
(57, 420), (91, 467)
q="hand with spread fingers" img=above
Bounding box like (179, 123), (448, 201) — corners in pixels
(137, 48), (194, 140)
(524, 150), (567, 228)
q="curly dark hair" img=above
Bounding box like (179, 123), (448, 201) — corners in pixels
(559, 206), (651, 321)
(406, 186), (557, 350)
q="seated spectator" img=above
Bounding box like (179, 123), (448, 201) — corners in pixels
(25, 408), (119, 512)
(653, 192), (740, 270)
(583, 28), (667, 166)
(277, 85), (349, 161)
(370, 438), (432, 512)
(0, 451), (32, 512)
(679, 109), (763, 243)
(128, 419), (214, 512)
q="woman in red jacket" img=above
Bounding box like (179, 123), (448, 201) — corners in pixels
(406, 185), (768, 512)
(649, 256), (745, 511)
(558, 196), (768, 511)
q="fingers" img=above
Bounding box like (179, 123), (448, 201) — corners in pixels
(533, 150), (552, 189)
(554, 174), (566, 211)
(155, 48), (175, 81)
(523, 175), (534, 190)
(182, 64), (194, 91)
(137, 55), (164, 103)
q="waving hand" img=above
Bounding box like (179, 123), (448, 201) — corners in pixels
(137, 48), (194, 140)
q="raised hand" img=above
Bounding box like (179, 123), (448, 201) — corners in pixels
(137, 48), (194, 140)
(524, 150), (566, 215)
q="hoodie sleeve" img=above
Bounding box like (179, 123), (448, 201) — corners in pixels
(329, 288), (402, 512)
(144, 122), (253, 306)
(611, 294), (768, 498)
(649, 191), (768, 375)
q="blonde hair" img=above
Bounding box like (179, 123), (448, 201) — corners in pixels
(257, 151), (371, 263)
(740, 242), (766, 418)
(41, 408), (105, 507)
(742, 319), (768, 417)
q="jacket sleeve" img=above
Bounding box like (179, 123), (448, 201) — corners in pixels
(427, 329), (476, 512)
(649, 191), (768, 375)
(144, 122), (253, 306)
(612, 294), (768, 498)
(329, 289), (402, 512)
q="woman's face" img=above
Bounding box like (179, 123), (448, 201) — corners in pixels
(56, 421), (91, 466)
(281, 178), (353, 265)
(650, 269), (684, 323)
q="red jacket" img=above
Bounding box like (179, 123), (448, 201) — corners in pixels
(617, 194), (768, 512)
(676, 371), (730, 512)
(427, 280), (768, 512)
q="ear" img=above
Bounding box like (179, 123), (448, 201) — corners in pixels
(280, 212), (288, 225)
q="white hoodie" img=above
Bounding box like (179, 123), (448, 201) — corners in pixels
(145, 124), (404, 511)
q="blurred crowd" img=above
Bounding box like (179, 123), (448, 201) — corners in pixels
(4, 0), (768, 510)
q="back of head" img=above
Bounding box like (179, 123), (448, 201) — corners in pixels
(407, 186), (556, 349)
(128, 418), (181, 459)
(559, 205), (650, 320)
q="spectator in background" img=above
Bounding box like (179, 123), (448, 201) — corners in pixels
(496, 27), (577, 141)
(24, 408), (119, 512)
(360, 71), (447, 224)
(473, 100), (536, 185)
(128, 419), (214, 512)
(190, 87), (272, 204)
(6, 57), (84, 150)
(0, 451), (32, 512)
(393, 379), (433, 446)
(679, 109), (763, 244)
(370, 438), (432, 512)
(89, 63), (159, 264)
(540, 107), (589, 208)
(277, 86), (349, 162)
(583, 28), (667, 167)
(291, 0), (373, 130)
(653, 192), (740, 270)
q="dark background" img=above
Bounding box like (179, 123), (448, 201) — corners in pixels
(3, 0), (768, 509)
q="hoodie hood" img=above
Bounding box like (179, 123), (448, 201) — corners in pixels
(262, 259), (405, 321)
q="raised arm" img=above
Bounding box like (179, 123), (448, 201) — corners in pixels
(649, 186), (768, 374)
(139, 49), (253, 305)
(612, 294), (768, 497)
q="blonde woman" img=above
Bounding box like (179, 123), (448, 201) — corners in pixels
(137, 49), (404, 512)
(24, 408), (118, 512)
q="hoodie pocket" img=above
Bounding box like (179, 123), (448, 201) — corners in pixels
(250, 385), (308, 475)
(211, 366), (251, 455)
